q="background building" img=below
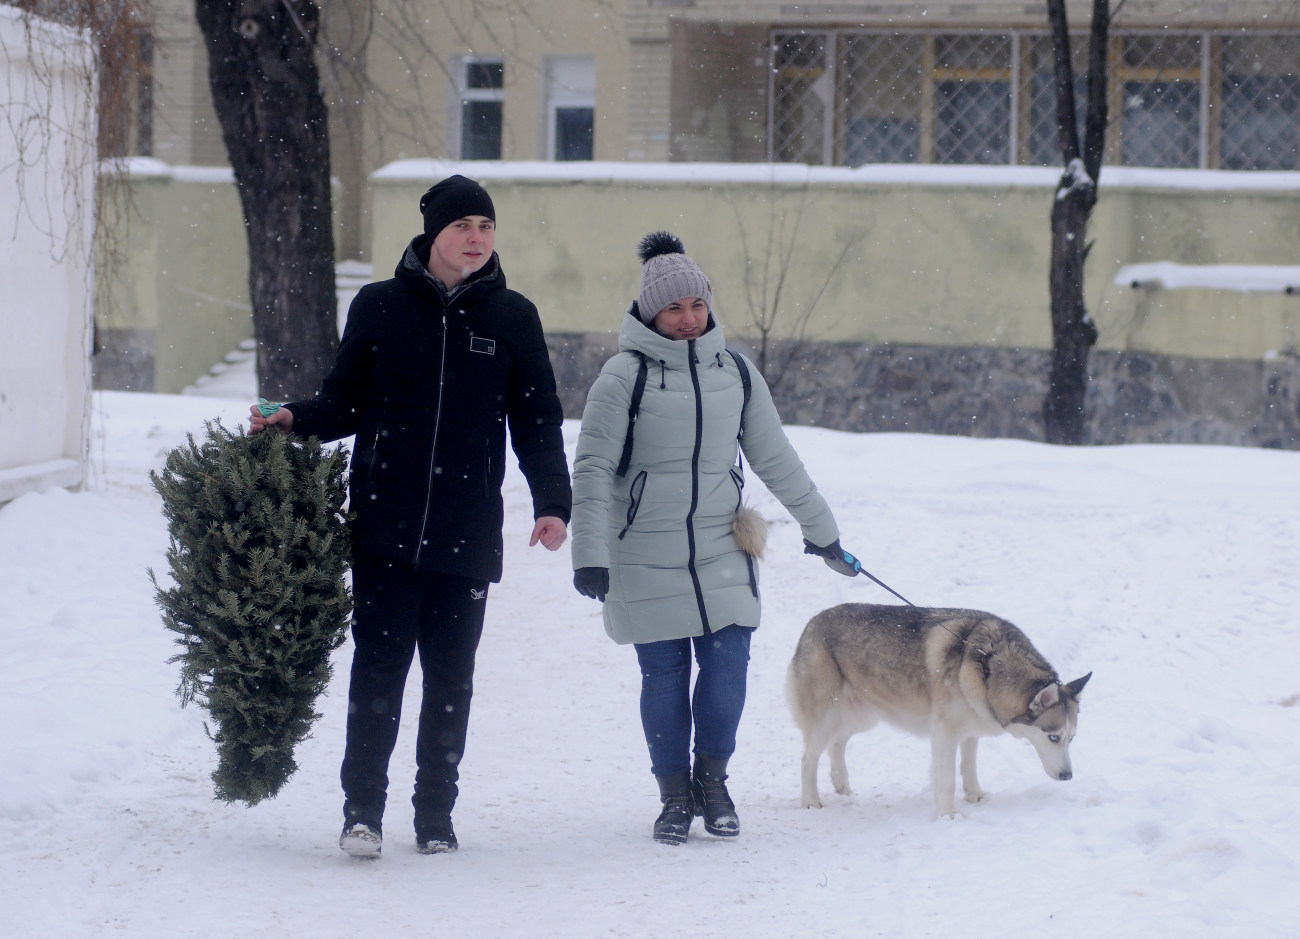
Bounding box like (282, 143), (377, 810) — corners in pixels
(92, 0), (1300, 447)
(122, 0), (1300, 261)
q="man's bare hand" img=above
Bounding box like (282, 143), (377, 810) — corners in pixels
(529, 516), (567, 551)
(248, 404), (294, 434)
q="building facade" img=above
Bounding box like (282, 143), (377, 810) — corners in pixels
(95, 1), (1300, 446)
(127, 0), (1299, 259)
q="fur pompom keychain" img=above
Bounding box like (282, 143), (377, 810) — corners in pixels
(733, 503), (768, 559)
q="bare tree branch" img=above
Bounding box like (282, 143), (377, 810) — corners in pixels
(726, 177), (859, 390)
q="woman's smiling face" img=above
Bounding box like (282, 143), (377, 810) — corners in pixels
(651, 296), (709, 341)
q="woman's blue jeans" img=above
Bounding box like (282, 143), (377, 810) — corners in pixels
(633, 625), (754, 778)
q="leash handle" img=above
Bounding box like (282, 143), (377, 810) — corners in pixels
(839, 548), (915, 606)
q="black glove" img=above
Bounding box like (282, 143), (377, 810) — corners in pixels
(803, 539), (861, 578)
(573, 567), (609, 601)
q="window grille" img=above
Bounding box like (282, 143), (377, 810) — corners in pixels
(838, 34), (922, 164)
(771, 33), (830, 164)
(1219, 35), (1300, 170)
(771, 29), (1299, 171)
(1117, 34), (1203, 169)
(1021, 34), (1089, 166)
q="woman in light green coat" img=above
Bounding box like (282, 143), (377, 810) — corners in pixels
(571, 232), (859, 845)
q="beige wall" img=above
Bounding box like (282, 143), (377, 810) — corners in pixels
(148, 3), (227, 167)
(96, 161), (252, 394)
(1094, 184), (1300, 357)
(147, 0), (629, 259)
(94, 163), (1299, 395)
(371, 163), (1300, 360)
(351, 0), (628, 255)
(360, 0), (625, 164)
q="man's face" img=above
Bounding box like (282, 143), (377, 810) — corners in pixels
(427, 215), (495, 287)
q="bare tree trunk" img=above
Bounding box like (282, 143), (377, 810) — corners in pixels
(195, 0), (337, 400)
(1043, 0), (1108, 444)
(1046, 184), (1099, 444)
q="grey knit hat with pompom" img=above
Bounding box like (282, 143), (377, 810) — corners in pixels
(636, 232), (712, 324)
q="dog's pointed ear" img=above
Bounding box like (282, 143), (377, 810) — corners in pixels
(1064, 672), (1092, 699)
(1029, 682), (1060, 716)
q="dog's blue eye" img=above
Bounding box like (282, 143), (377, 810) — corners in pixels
(1048, 734), (1061, 743)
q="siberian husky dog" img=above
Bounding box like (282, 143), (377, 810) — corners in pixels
(786, 603), (1090, 817)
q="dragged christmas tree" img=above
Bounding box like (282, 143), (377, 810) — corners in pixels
(150, 421), (352, 805)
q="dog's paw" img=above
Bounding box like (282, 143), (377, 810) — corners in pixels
(831, 780), (853, 797)
(801, 797), (824, 809)
(963, 789), (987, 805)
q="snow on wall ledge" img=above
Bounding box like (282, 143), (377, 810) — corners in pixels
(372, 159), (1300, 193)
(1117, 263), (1300, 293)
(0, 460), (82, 505)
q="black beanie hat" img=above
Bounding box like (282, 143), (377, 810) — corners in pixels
(419, 175), (495, 239)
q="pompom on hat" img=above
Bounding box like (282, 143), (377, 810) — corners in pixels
(419, 175), (495, 240)
(636, 231), (712, 324)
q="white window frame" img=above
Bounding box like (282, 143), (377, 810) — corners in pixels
(543, 55), (596, 161)
(453, 56), (505, 160)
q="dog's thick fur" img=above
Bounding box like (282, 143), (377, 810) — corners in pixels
(786, 603), (1090, 816)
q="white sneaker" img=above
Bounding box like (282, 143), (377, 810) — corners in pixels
(339, 822), (382, 858)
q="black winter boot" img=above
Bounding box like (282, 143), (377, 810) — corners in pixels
(692, 755), (739, 837)
(414, 792), (458, 854)
(653, 772), (694, 845)
(415, 818), (457, 855)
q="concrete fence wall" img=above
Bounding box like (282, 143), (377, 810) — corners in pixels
(93, 158), (1300, 447)
(93, 159), (350, 395)
(0, 9), (95, 501)
(94, 159), (252, 395)
(372, 161), (1300, 359)
(376, 161), (1300, 448)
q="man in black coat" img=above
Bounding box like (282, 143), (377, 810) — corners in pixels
(250, 175), (571, 858)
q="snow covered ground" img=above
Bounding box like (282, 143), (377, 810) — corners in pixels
(2, 386), (1298, 937)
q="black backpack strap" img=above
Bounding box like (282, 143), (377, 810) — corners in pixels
(726, 348), (752, 437)
(725, 348), (754, 480)
(615, 352), (649, 478)
(617, 349), (747, 478)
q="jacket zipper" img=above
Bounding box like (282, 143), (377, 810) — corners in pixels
(413, 310), (449, 565)
(685, 340), (710, 634)
(365, 427), (382, 486)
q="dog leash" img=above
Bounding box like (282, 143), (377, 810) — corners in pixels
(833, 547), (915, 606)
(834, 546), (996, 662)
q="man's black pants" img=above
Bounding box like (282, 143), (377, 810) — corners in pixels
(340, 557), (489, 839)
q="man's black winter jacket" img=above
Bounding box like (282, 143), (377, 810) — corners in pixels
(287, 237), (571, 583)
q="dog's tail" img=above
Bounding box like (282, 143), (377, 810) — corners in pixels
(785, 624), (832, 731)
(786, 613), (857, 735)
(784, 657), (807, 732)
